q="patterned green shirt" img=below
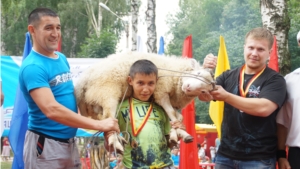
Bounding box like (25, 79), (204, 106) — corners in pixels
(117, 98), (173, 169)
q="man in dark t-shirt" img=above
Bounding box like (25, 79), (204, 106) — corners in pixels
(199, 27), (287, 169)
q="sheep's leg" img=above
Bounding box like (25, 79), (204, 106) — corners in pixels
(102, 101), (127, 155)
(174, 112), (193, 143)
(157, 95), (193, 144)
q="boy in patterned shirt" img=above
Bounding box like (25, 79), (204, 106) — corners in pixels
(107, 59), (184, 169)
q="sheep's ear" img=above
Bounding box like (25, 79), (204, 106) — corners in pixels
(190, 58), (201, 70)
(205, 68), (215, 79)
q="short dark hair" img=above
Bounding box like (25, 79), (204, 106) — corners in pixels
(129, 59), (158, 78)
(245, 27), (274, 49)
(28, 7), (58, 26)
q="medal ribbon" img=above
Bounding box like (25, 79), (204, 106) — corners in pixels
(129, 98), (153, 137)
(239, 64), (266, 97)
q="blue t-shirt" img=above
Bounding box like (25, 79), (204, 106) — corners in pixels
(171, 154), (179, 166)
(19, 49), (77, 139)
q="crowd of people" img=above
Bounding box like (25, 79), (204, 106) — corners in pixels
(1, 5), (300, 169)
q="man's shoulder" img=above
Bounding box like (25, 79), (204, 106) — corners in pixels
(55, 51), (67, 59)
(221, 67), (240, 76)
(217, 67), (240, 82)
(20, 54), (42, 71)
(262, 67), (285, 82)
(285, 68), (300, 79)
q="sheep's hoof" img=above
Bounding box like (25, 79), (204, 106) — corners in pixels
(108, 133), (126, 155)
(176, 128), (193, 143)
(169, 128), (178, 144)
(183, 135), (193, 143)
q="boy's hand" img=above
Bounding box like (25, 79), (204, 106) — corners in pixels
(170, 121), (186, 130)
(166, 135), (178, 149)
(104, 131), (114, 151)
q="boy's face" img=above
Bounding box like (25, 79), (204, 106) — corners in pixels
(128, 73), (157, 102)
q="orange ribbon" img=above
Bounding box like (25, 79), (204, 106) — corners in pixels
(239, 64), (266, 97)
(129, 98), (153, 137)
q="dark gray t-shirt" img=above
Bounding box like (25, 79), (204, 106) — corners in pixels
(216, 66), (286, 160)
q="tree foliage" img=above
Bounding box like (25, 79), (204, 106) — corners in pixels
(287, 0), (300, 70)
(78, 30), (117, 58)
(1, 0), (130, 57)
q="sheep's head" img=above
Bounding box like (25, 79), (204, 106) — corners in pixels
(181, 68), (215, 96)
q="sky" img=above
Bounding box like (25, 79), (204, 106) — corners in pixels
(116, 0), (180, 53)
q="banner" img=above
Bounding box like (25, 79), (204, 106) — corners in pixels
(0, 56), (102, 137)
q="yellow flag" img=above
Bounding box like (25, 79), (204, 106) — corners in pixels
(209, 36), (230, 139)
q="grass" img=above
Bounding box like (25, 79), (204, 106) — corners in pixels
(1, 161), (12, 169)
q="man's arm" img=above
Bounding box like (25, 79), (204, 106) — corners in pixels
(30, 87), (120, 132)
(277, 123), (290, 169)
(210, 85), (278, 117)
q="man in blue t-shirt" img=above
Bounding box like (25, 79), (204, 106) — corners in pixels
(20, 7), (119, 169)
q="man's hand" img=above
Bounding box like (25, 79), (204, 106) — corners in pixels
(209, 85), (229, 101)
(99, 117), (120, 133)
(198, 92), (213, 102)
(278, 158), (291, 169)
(203, 53), (217, 69)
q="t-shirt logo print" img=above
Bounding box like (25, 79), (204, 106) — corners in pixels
(49, 72), (73, 86)
(248, 86), (260, 98)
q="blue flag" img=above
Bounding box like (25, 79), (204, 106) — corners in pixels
(158, 36), (164, 55)
(9, 32), (32, 169)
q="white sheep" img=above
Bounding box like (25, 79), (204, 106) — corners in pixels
(75, 52), (215, 153)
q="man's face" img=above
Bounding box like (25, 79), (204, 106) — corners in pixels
(30, 16), (61, 56)
(128, 73), (157, 102)
(243, 37), (271, 73)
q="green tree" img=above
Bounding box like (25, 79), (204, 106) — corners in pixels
(78, 30), (117, 58)
(1, 0), (65, 55)
(287, 0), (300, 71)
(1, 0), (130, 57)
(57, 0), (129, 58)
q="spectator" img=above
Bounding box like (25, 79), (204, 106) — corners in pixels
(1, 137), (11, 161)
(171, 146), (180, 168)
(198, 143), (206, 163)
(210, 146), (216, 163)
(0, 78), (4, 106)
(215, 137), (220, 152)
(276, 30), (300, 169)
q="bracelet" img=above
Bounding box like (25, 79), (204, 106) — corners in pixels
(276, 150), (286, 160)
